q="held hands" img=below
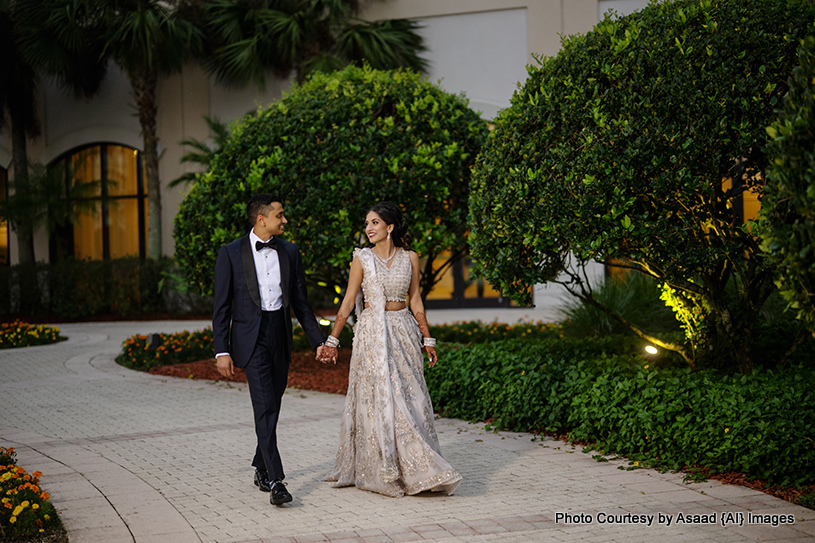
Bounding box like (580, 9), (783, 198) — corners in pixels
(317, 344), (338, 364)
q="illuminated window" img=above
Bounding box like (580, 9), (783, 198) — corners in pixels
(49, 144), (147, 260)
(0, 167), (7, 266)
(423, 251), (516, 308)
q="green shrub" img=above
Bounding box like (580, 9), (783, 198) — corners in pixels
(429, 336), (641, 431)
(761, 36), (815, 331)
(430, 321), (562, 344)
(428, 337), (815, 487)
(0, 257), (211, 319)
(174, 64), (489, 299)
(559, 272), (681, 338)
(568, 363), (815, 487)
(468, 0), (815, 372)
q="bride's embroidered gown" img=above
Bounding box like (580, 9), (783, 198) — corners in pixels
(325, 247), (462, 497)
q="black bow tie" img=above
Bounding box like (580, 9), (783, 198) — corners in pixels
(255, 238), (277, 251)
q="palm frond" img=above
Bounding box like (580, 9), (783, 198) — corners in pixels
(334, 19), (427, 73)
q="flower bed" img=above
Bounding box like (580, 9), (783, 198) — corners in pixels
(0, 321), (65, 350)
(0, 447), (64, 541)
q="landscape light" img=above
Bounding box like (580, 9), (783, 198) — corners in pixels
(645, 345), (658, 355)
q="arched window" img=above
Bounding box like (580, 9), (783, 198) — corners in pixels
(50, 144), (147, 260)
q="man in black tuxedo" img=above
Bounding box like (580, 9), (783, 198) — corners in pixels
(213, 193), (326, 506)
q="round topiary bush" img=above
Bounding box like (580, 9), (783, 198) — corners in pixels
(468, 0), (815, 371)
(761, 36), (815, 332)
(174, 65), (488, 299)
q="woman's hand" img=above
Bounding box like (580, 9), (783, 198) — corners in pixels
(425, 346), (437, 367)
(319, 344), (338, 364)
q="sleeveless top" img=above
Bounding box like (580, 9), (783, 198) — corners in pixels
(371, 248), (410, 302)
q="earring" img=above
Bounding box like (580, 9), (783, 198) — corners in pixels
(387, 231), (391, 240)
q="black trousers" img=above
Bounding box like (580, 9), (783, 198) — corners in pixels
(244, 309), (289, 481)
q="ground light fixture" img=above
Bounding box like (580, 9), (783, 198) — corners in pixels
(644, 345), (658, 355)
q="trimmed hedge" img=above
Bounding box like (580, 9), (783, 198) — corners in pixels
(0, 257), (211, 319)
(174, 64), (488, 298)
(429, 337), (815, 487)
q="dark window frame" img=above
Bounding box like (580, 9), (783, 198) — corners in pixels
(49, 143), (146, 261)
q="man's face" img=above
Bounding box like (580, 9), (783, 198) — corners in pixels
(257, 201), (287, 237)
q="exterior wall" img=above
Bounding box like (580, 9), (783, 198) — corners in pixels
(598, 0), (648, 18)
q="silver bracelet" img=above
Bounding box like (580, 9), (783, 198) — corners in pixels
(325, 335), (340, 348)
(423, 337), (436, 347)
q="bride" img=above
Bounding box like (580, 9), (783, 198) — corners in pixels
(320, 202), (462, 497)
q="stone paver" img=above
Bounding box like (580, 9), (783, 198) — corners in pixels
(1, 314), (813, 543)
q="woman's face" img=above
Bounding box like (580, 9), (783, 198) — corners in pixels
(365, 211), (392, 244)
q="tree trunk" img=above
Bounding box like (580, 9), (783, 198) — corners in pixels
(11, 116), (35, 264)
(131, 70), (162, 259)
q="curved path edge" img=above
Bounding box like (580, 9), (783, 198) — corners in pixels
(2, 331), (203, 543)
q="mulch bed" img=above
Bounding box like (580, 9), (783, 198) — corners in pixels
(148, 348), (353, 395)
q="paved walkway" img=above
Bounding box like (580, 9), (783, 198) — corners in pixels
(1, 313), (814, 543)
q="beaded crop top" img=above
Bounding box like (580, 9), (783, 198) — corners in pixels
(369, 247), (411, 303)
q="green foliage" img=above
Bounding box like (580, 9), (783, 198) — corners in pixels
(559, 272), (681, 338)
(0, 447), (62, 539)
(175, 64), (488, 299)
(196, 0), (427, 85)
(430, 320), (562, 344)
(567, 362), (815, 488)
(0, 321), (65, 349)
(169, 115), (230, 188)
(760, 36), (815, 331)
(428, 337), (642, 432)
(0, 257), (211, 319)
(427, 337), (815, 487)
(468, 0), (815, 372)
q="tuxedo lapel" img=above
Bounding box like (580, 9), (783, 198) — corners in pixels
(276, 241), (290, 308)
(241, 236), (261, 308)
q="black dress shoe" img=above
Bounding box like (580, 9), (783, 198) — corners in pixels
(270, 480), (292, 506)
(254, 469), (271, 492)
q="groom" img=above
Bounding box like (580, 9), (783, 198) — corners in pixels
(213, 193), (326, 506)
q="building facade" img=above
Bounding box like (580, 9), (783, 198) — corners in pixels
(0, 0), (649, 309)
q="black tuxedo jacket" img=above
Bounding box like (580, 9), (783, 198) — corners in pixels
(212, 234), (324, 368)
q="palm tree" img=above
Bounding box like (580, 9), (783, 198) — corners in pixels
(192, 0), (427, 86)
(168, 115), (231, 188)
(0, 0), (41, 264)
(0, 0), (106, 264)
(95, 0), (204, 259)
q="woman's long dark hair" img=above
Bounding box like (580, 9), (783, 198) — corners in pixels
(368, 201), (411, 250)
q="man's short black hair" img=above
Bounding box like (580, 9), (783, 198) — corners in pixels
(246, 193), (282, 225)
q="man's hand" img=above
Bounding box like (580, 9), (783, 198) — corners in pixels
(216, 354), (235, 378)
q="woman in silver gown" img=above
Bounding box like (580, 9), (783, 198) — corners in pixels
(320, 202), (462, 497)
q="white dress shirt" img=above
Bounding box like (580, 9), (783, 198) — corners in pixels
(215, 231), (284, 359)
(249, 229), (284, 311)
